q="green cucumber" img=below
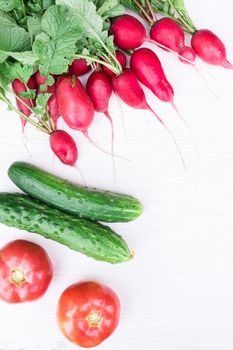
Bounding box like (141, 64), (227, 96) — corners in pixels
(8, 162), (143, 223)
(0, 193), (132, 264)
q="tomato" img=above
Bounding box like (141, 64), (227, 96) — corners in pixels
(0, 240), (53, 303)
(57, 281), (120, 348)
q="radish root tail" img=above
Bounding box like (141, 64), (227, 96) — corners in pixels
(147, 104), (186, 169)
(104, 111), (117, 184)
(222, 60), (233, 70)
(84, 131), (128, 161)
(170, 101), (199, 157)
(74, 165), (87, 187)
(193, 65), (220, 100)
(21, 128), (32, 158)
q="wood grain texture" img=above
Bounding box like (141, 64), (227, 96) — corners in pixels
(0, 1), (233, 349)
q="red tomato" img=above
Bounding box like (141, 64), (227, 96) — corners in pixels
(57, 281), (120, 348)
(0, 240), (53, 303)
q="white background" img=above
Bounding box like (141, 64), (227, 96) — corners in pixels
(0, 1), (233, 349)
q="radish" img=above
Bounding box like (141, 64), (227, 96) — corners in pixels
(112, 69), (185, 166)
(130, 48), (174, 103)
(110, 15), (146, 50)
(130, 48), (189, 122)
(50, 130), (78, 166)
(86, 71), (113, 131)
(69, 58), (91, 76)
(191, 29), (233, 69)
(35, 71), (57, 89)
(150, 18), (196, 65)
(112, 69), (151, 109)
(47, 93), (60, 128)
(35, 71), (47, 86)
(12, 76), (37, 128)
(130, 48), (197, 151)
(35, 71), (60, 127)
(178, 46), (196, 64)
(86, 71), (116, 174)
(102, 50), (127, 78)
(150, 17), (184, 52)
(27, 76), (37, 94)
(56, 76), (94, 133)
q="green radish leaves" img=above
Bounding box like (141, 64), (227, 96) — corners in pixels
(56, 0), (108, 42)
(19, 89), (36, 99)
(0, 50), (36, 65)
(33, 4), (83, 76)
(151, 0), (196, 33)
(120, 0), (196, 33)
(0, 11), (31, 59)
(94, 0), (125, 19)
(0, 61), (34, 89)
(56, 0), (121, 74)
(27, 16), (43, 40)
(0, 0), (15, 12)
(7, 62), (34, 83)
(33, 93), (51, 116)
(119, 0), (138, 11)
(0, 62), (12, 89)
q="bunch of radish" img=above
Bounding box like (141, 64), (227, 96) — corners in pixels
(8, 4), (232, 169)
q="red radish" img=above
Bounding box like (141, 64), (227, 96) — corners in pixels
(112, 69), (150, 109)
(86, 71), (115, 173)
(130, 48), (192, 131)
(102, 50), (127, 78)
(35, 71), (56, 89)
(130, 48), (174, 102)
(35, 72), (57, 92)
(112, 69), (185, 166)
(69, 58), (91, 76)
(36, 72), (60, 127)
(56, 76), (94, 133)
(46, 82), (60, 128)
(50, 130), (78, 165)
(27, 76), (37, 92)
(12, 76), (37, 127)
(130, 48), (197, 150)
(191, 29), (233, 69)
(35, 71), (47, 86)
(86, 72), (112, 116)
(150, 18), (196, 65)
(178, 46), (196, 64)
(150, 18), (184, 52)
(48, 94), (60, 128)
(110, 15), (146, 49)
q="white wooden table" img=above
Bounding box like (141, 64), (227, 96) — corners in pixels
(0, 1), (233, 349)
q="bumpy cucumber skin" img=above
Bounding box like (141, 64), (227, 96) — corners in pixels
(0, 194), (132, 264)
(8, 162), (143, 223)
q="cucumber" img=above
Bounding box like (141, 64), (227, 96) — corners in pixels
(0, 193), (132, 264)
(8, 162), (143, 223)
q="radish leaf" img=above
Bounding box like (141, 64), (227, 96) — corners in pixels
(32, 4), (82, 76)
(33, 93), (51, 116)
(119, 0), (138, 11)
(7, 62), (34, 83)
(96, 0), (125, 19)
(0, 0), (15, 12)
(151, 0), (196, 33)
(19, 89), (36, 99)
(0, 11), (31, 54)
(27, 16), (43, 39)
(56, 0), (122, 73)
